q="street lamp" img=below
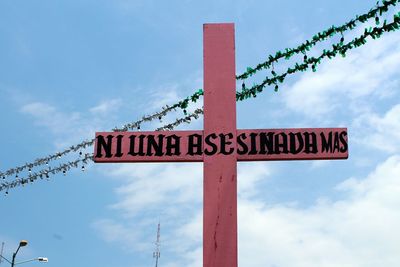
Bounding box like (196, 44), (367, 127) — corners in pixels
(0, 240), (48, 267)
(13, 257), (49, 265)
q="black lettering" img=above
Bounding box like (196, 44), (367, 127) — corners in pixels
(237, 133), (248, 155)
(289, 132), (304, 154)
(96, 135), (113, 158)
(259, 132), (274, 154)
(333, 132), (340, 153)
(249, 133), (258, 155)
(219, 133), (234, 155)
(187, 134), (203, 155)
(339, 131), (348, 153)
(204, 133), (218, 155)
(274, 132), (289, 154)
(128, 135), (146, 156)
(128, 135), (136, 156)
(115, 135), (124, 157)
(166, 135), (181, 156)
(304, 132), (318, 154)
(320, 132), (333, 153)
(146, 134), (165, 156)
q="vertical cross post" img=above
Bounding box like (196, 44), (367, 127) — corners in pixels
(94, 22), (348, 267)
(203, 23), (237, 267)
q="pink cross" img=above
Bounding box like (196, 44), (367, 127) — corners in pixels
(94, 23), (348, 267)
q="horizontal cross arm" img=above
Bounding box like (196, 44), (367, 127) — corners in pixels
(94, 127), (348, 163)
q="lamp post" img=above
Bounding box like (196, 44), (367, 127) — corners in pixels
(11, 240), (28, 267)
(0, 240), (48, 267)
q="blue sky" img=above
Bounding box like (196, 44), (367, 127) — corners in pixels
(1, 1), (400, 266)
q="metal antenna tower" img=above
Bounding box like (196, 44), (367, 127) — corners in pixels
(153, 222), (161, 267)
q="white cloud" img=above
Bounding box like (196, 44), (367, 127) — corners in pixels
(238, 162), (271, 198)
(353, 104), (400, 153)
(107, 163), (203, 217)
(148, 74), (203, 112)
(92, 162), (272, 265)
(92, 219), (137, 243)
(85, 15), (400, 267)
(283, 32), (400, 119)
(236, 155), (398, 266)
(89, 99), (122, 114)
(136, 80), (205, 132)
(19, 100), (123, 150)
(93, 155), (400, 267)
(186, 156), (400, 267)
(149, 89), (181, 111)
(20, 101), (96, 150)
(20, 102), (81, 135)
(92, 219), (152, 253)
(92, 163), (205, 265)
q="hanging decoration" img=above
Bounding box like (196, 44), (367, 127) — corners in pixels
(0, 89), (205, 179)
(1, 3), (400, 193)
(236, 0), (400, 80)
(1, 153), (93, 193)
(237, 12), (400, 100)
(0, 109), (204, 193)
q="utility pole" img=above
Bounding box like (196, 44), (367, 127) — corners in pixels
(153, 222), (161, 267)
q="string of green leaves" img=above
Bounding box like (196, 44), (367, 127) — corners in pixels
(237, 11), (400, 100)
(1, 3), (400, 193)
(2, 0), (398, 181)
(236, 0), (400, 80)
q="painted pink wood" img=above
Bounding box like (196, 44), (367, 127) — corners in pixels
(93, 23), (350, 267)
(93, 131), (203, 163)
(203, 23), (237, 267)
(93, 128), (348, 163)
(236, 128), (348, 161)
